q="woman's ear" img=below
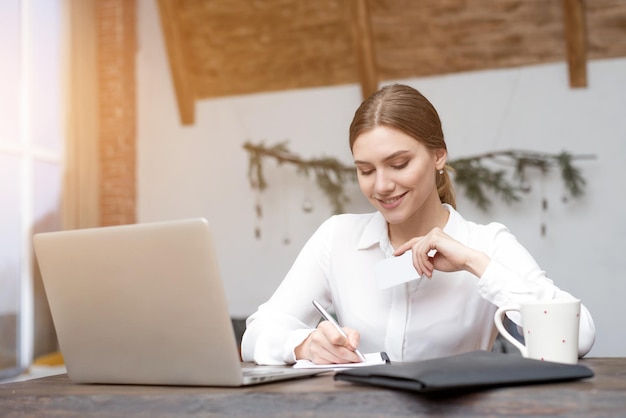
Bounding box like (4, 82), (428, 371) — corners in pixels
(434, 148), (447, 170)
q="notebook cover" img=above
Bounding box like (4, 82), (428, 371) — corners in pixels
(333, 350), (594, 394)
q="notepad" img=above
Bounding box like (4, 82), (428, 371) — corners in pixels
(293, 352), (390, 370)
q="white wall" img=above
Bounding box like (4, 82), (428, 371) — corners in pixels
(137, 0), (626, 356)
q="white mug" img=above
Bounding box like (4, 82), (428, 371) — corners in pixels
(494, 299), (581, 364)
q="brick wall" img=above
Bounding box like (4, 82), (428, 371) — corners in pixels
(96, 0), (137, 226)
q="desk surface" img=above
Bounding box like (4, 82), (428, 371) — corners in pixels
(1, 357), (625, 418)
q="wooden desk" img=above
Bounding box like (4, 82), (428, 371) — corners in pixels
(1, 358), (625, 417)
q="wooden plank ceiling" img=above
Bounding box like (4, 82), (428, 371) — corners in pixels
(157, 0), (626, 125)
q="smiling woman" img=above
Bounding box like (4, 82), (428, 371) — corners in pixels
(240, 84), (596, 366)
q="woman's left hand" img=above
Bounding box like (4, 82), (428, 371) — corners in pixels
(394, 227), (490, 279)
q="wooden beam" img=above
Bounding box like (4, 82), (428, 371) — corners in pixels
(562, 0), (588, 88)
(156, 0), (195, 124)
(349, 0), (378, 99)
(64, 0), (100, 230)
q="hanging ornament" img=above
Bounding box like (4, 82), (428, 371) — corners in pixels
(302, 198), (314, 213)
(254, 193), (263, 239)
(540, 182), (548, 237)
(281, 174), (291, 245)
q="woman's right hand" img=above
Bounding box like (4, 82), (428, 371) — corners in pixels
(294, 321), (362, 364)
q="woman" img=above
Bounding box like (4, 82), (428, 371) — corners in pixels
(241, 84), (596, 365)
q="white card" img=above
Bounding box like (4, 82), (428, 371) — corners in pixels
(374, 251), (424, 289)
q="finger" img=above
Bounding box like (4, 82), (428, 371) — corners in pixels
(309, 347), (348, 365)
(342, 329), (364, 363)
(410, 244), (424, 276)
(344, 328), (361, 352)
(308, 336), (361, 364)
(422, 258), (434, 278)
(421, 252), (435, 278)
(393, 237), (419, 256)
(317, 321), (349, 347)
(413, 243), (434, 278)
(307, 330), (344, 364)
(315, 323), (363, 363)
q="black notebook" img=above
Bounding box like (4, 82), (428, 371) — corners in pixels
(334, 350), (594, 394)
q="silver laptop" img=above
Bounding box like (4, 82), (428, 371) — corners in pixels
(33, 218), (320, 386)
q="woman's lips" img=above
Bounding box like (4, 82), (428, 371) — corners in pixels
(376, 192), (407, 210)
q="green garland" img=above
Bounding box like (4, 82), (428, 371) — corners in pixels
(244, 141), (594, 214)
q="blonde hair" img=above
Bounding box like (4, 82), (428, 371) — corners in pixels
(349, 84), (456, 208)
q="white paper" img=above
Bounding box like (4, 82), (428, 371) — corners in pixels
(374, 251), (424, 289)
(293, 352), (388, 370)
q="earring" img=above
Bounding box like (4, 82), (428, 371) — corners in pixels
(438, 169), (444, 175)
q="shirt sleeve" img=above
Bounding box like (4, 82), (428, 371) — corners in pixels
(240, 217), (336, 365)
(475, 223), (596, 357)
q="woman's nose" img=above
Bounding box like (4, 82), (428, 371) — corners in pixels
(375, 170), (395, 194)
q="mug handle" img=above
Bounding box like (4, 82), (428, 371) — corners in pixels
(494, 306), (527, 357)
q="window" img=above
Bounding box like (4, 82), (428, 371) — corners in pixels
(0, 0), (63, 378)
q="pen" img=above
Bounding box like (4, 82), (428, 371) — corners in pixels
(312, 299), (366, 362)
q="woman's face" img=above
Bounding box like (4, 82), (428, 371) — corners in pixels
(352, 126), (446, 226)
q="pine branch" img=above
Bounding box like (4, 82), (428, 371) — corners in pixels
(243, 141), (595, 216)
(450, 159), (520, 211)
(244, 141), (356, 214)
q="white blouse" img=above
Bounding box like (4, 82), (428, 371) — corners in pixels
(241, 204), (596, 365)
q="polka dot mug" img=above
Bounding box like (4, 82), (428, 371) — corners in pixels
(494, 299), (581, 364)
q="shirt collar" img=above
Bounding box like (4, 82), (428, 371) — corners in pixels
(442, 203), (469, 246)
(357, 211), (389, 251)
(356, 204), (469, 252)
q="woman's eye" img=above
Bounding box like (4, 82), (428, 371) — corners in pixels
(391, 161), (409, 170)
(359, 169), (374, 176)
